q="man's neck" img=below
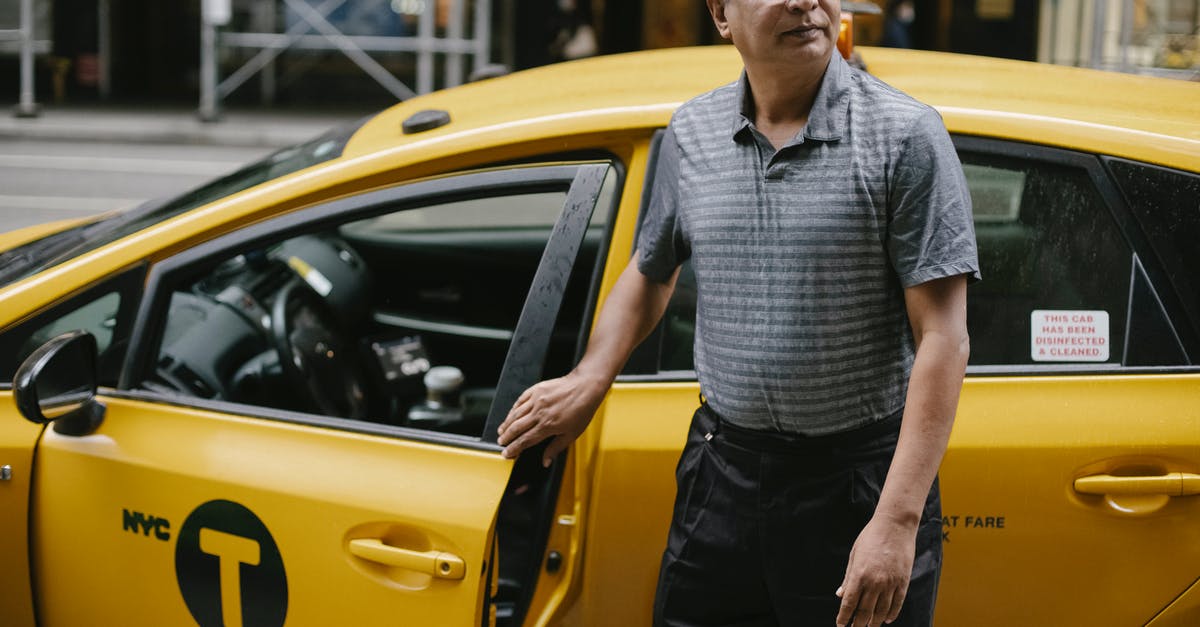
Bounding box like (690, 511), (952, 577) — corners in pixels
(744, 54), (830, 148)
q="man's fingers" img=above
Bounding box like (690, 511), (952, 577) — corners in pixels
(835, 581), (859, 627)
(499, 390), (546, 444)
(869, 589), (894, 627)
(885, 587), (906, 624)
(497, 374), (594, 460)
(497, 403), (524, 438)
(851, 588), (878, 627)
(498, 389), (535, 436)
(542, 433), (573, 467)
(500, 423), (551, 459)
(497, 407), (543, 449)
(496, 409), (533, 446)
(512, 388), (533, 411)
(498, 415), (540, 453)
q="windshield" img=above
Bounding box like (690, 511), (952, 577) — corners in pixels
(0, 116), (369, 290)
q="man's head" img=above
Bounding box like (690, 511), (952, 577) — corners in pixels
(706, 0), (841, 75)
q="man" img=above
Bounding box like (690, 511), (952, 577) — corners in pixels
(497, 1), (978, 625)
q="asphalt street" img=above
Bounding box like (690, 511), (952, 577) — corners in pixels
(0, 139), (273, 234)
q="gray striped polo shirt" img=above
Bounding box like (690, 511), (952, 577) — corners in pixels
(637, 53), (980, 436)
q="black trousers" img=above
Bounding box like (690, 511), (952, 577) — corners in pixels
(653, 403), (942, 627)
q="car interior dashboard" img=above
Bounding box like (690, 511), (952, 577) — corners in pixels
(149, 213), (601, 440)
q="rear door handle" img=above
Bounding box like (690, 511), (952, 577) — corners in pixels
(348, 538), (466, 579)
(1074, 472), (1200, 497)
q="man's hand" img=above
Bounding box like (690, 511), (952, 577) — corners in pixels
(496, 253), (679, 467)
(495, 253), (679, 466)
(835, 514), (918, 627)
(496, 371), (608, 467)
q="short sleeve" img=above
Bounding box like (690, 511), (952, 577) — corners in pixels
(636, 126), (690, 283)
(887, 107), (981, 288)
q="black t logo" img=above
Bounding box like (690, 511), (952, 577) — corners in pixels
(175, 500), (288, 627)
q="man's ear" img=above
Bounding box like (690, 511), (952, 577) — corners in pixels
(707, 0), (732, 40)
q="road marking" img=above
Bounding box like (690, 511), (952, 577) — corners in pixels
(0, 195), (141, 211)
(0, 153), (240, 176)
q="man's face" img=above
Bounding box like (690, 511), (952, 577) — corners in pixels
(709, 0), (841, 71)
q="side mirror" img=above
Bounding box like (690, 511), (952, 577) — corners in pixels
(14, 330), (105, 436)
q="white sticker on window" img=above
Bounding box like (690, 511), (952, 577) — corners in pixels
(1030, 310), (1110, 362)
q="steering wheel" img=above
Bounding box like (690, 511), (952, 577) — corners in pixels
(271, 279), (368, 420)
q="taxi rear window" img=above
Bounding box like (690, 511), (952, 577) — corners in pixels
(0, 116), (369, 290)
(1108, 158), (1200, 351)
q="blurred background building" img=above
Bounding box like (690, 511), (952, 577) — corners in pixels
(1, 0), (1197, 115)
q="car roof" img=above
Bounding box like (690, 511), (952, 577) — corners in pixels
(343, 46), (1200, 172)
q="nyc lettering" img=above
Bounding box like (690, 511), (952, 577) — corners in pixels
(941, 514), (1005, 543)
(1030, 310), (1109, 362)
(122, 508), (171, 541)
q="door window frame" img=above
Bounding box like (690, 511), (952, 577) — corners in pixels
(112, 162), (620, 451)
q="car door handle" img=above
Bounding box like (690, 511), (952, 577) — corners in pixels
(347, 538), (466, 580)
(1073, 473), (1200, 497)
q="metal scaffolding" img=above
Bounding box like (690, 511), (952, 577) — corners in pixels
(200, 0), (492, 121)
(0, 0), (38, 116)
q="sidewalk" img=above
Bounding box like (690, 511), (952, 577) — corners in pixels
(0, 105), (371, 149)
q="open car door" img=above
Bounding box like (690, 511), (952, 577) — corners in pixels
(22, 164), (611, 627)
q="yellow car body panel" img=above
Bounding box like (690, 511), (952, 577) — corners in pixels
(935, 375), (1200, 625)
(28, 395), (509, 626)
(0, 394), (42, 627)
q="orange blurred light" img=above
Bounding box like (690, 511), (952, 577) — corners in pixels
(838, 13), (854, 60)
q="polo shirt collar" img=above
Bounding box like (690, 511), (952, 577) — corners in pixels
(731, 52), (851, 143)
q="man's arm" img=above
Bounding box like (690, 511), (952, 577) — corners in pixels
(836, 274), (969, 627)
(496, 252), (679, 466)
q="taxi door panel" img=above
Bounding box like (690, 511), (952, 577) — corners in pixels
(935, 374), (1200, 626)
(0, 393), (41, 627)
(31, 397), (506, 627)
(28, 163), (613, 627)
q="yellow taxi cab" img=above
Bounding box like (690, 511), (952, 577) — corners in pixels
(1, 34), (1199, 627)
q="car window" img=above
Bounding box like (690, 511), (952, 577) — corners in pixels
(0, 266), (144, 387)
(24, 293), (122, 356)
(1107, 158), (1200, 361)
(961, 151), (1132, 366)
(346, 190), (609, 231)
(142, 165), (618, 440)
(659, 260), (697, 373)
